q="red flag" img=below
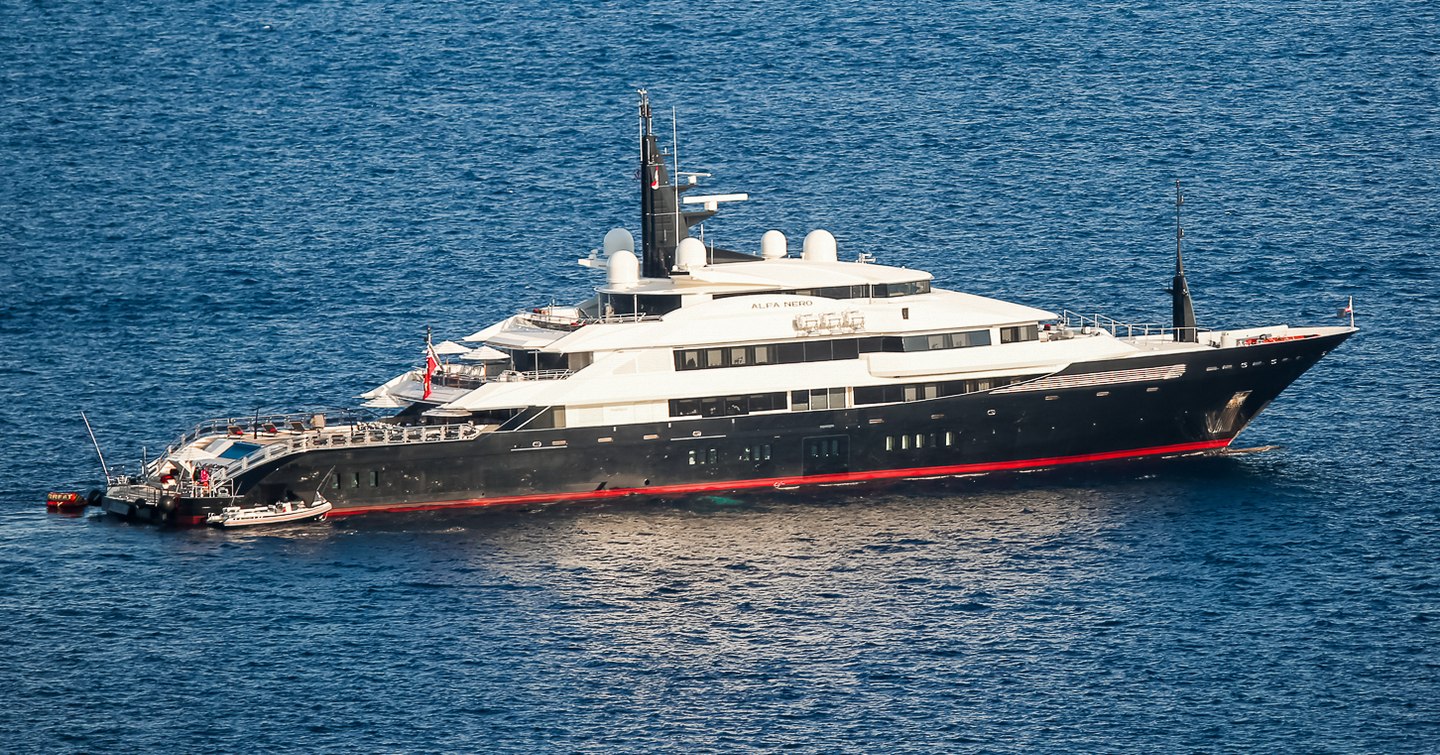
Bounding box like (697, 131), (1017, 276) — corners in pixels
(650, 167), (660, 189)
(422, 345), (439, 400)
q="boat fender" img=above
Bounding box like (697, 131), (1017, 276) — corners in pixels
(86, 489), (103, 507)
(160, 495), (179, 512)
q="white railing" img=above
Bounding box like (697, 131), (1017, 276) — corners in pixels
(429, 364), (573, 389)
(1059, 310), (1208, 341)
(217, 422), (488, 481)
(517, 308), (663, 331)
(495, 369), (572, 382)
(161, 408), (370, 463)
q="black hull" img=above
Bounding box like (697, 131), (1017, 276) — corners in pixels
(165, 332), (1349, 521)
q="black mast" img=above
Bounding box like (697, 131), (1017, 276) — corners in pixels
(1170, 179), (1198, 342)
(637, 91), (716, 278)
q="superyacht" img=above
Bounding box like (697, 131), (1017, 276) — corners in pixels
(96, 91), (1355, 524)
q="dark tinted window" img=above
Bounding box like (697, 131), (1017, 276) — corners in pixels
(804, 340), (833, 362)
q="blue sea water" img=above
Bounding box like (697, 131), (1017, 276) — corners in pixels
(2, 0), (1438, 751)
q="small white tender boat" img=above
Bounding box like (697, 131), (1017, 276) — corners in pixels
(206, 496), (332, 528)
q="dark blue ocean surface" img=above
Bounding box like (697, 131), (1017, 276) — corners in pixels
(2, 0), (1437, 751)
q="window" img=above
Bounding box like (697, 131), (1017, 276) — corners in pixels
(369, 470), (380, 487)
(901, 329), (990, 353)
(789, 388), (846, 412)
(350, 472), (361, 488)
(1000, 324), (1040, 343)
(713, 282), (919, 301)
(873, 280), (931, 298)
(803, 340), (833, 362)
(954, 330), (992, 348)
(676, 336), (895, 371)
(854, 385), (887, 405)
(331, 474), (341, 490)
(751, 393), (783, 412)
(858, 336), (903, 353)
(669, 392), (787, 418)
(741, 443), (773, 462)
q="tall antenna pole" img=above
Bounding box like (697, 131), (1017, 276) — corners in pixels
(1170, 179), (1198, 342)
(672, 106), (681, 266)
(1176, 180), (1184, 274)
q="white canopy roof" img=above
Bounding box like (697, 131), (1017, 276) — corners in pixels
(461, 345), (509, 362)
(433, 340), (470, 356)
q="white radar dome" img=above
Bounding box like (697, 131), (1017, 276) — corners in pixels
(603, 227), (635, 256)
(675, 237), (707, 270)
(606, 249), (639, 286)
(761, 230), (787, 259)
(802, 229), (838, 263)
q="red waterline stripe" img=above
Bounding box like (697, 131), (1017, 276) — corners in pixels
(325, 438), (1232, 518)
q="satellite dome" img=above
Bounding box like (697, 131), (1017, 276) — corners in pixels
(675, 237), (707, 270)
(603, 227), (635, 256)
(606, 249), (639, 286)
(802, 229), (838, 263)
(761, 230), (787, 259)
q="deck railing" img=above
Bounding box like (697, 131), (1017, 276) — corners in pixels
(516, 309), (663, 331)
(1058, 310), (1209, 341)
(214, 422), (490, 482)
(137, 416), (493, 492)
(430, 366), (573, 390)
(164, 408), (372, 459)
